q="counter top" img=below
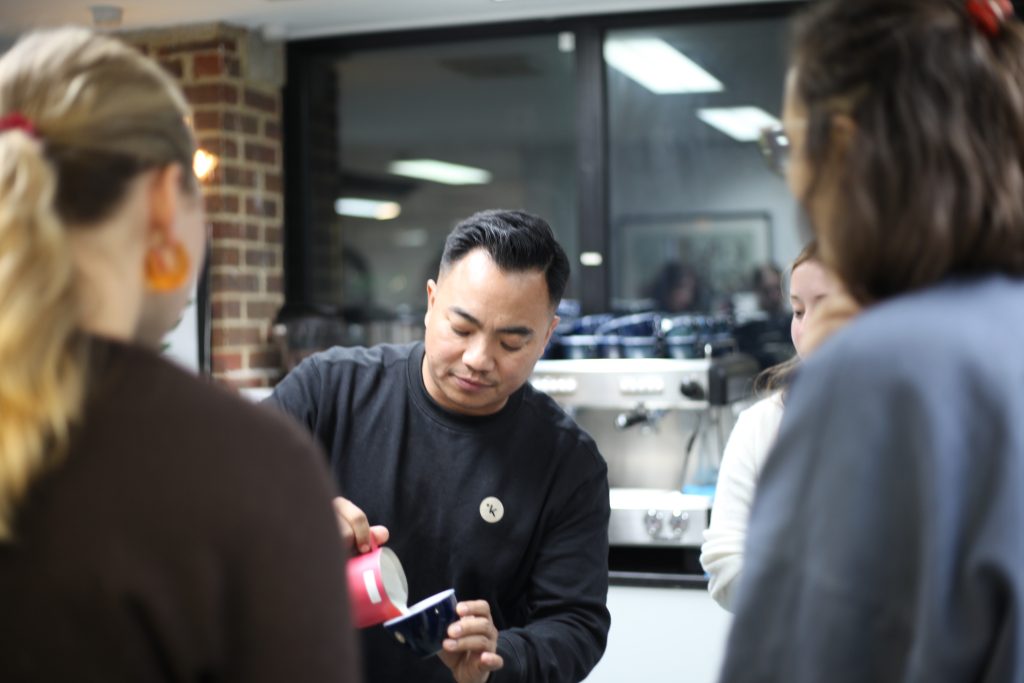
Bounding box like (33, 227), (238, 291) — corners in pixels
(610, 570), (708, 590)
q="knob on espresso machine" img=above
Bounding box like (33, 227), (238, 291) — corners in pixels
(669, 510), (690, 538)
(679, 380), (705, 400)
(615, 410), (648, 430)
(643, 509), (664, 538)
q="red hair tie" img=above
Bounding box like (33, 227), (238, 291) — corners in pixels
(967, 0), (1014, 37)
(0, 112), (37, 137)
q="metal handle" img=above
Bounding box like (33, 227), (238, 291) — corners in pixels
(615, 410), (649, 430)
(679, 381), (705, 400)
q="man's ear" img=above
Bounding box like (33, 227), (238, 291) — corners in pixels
(542, 314), (560, 348)
(424, 278), (438, 326)
(426, 278), (437, 303)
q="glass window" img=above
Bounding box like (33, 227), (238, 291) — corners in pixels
(606, 18), (799, 320)
(310, 34), (578, 323)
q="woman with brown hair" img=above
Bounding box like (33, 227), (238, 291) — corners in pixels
(700, 241), (847, 611)
(719, 0), (1024, 680)
(0, 27), (358, 681)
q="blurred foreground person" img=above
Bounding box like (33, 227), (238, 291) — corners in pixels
(0, 27), (359, 683)
(720, 1), (1024, 681)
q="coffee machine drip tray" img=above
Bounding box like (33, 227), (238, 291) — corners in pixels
(609, 488), (711, 548)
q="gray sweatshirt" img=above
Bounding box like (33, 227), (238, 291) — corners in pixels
(719, 276), (1024, 683)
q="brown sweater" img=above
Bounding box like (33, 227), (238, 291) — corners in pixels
(0, 337), (360, 682)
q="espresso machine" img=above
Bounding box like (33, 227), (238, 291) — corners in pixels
(529, 353), (758, 578)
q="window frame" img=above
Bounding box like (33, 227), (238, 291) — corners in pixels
(282, 2), (801, 314)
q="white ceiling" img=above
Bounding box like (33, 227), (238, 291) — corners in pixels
(0, 0), (780, 42)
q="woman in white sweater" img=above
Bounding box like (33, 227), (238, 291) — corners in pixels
(700, 242), (847, 610)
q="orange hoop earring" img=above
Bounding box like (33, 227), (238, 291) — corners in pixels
(145, 240), (191, 292)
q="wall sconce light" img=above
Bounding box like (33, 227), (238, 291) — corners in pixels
(193, 148), (219, 183)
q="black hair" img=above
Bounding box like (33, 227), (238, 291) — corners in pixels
(440, 209), (570, 308)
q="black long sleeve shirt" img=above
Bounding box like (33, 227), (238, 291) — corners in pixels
(269, 342), (611, 683)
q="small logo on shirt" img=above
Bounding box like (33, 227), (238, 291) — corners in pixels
(479, 496), (504, 523)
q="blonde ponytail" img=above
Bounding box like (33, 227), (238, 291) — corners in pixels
(0, 27), (197, 539)
(0, 129), (86, 540)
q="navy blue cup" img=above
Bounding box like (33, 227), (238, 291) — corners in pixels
(383, 589), (459, 658)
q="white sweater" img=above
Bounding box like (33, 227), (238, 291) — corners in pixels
(700, 393), (784, 611)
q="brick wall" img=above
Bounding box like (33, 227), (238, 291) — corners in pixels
(127, 24), (286, 389)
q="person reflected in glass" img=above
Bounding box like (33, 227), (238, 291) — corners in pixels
(645, 260), (703, 313)
(752, 261), (786, 317)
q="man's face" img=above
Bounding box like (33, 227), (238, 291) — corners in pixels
(422, 248), (558, 416)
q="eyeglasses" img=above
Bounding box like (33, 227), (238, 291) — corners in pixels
(758, 125), (790, 177)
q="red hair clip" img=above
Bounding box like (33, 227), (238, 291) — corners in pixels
(0, 112), (37, 137)
(967, 0), (1014, 36)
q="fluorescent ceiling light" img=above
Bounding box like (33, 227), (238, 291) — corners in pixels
(334, 197), (401, 220)
(388, 159), (492, 185)
(558, 31), (575, 54)
(604, 37), (723, 94)
(696, 107), (781, 142)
